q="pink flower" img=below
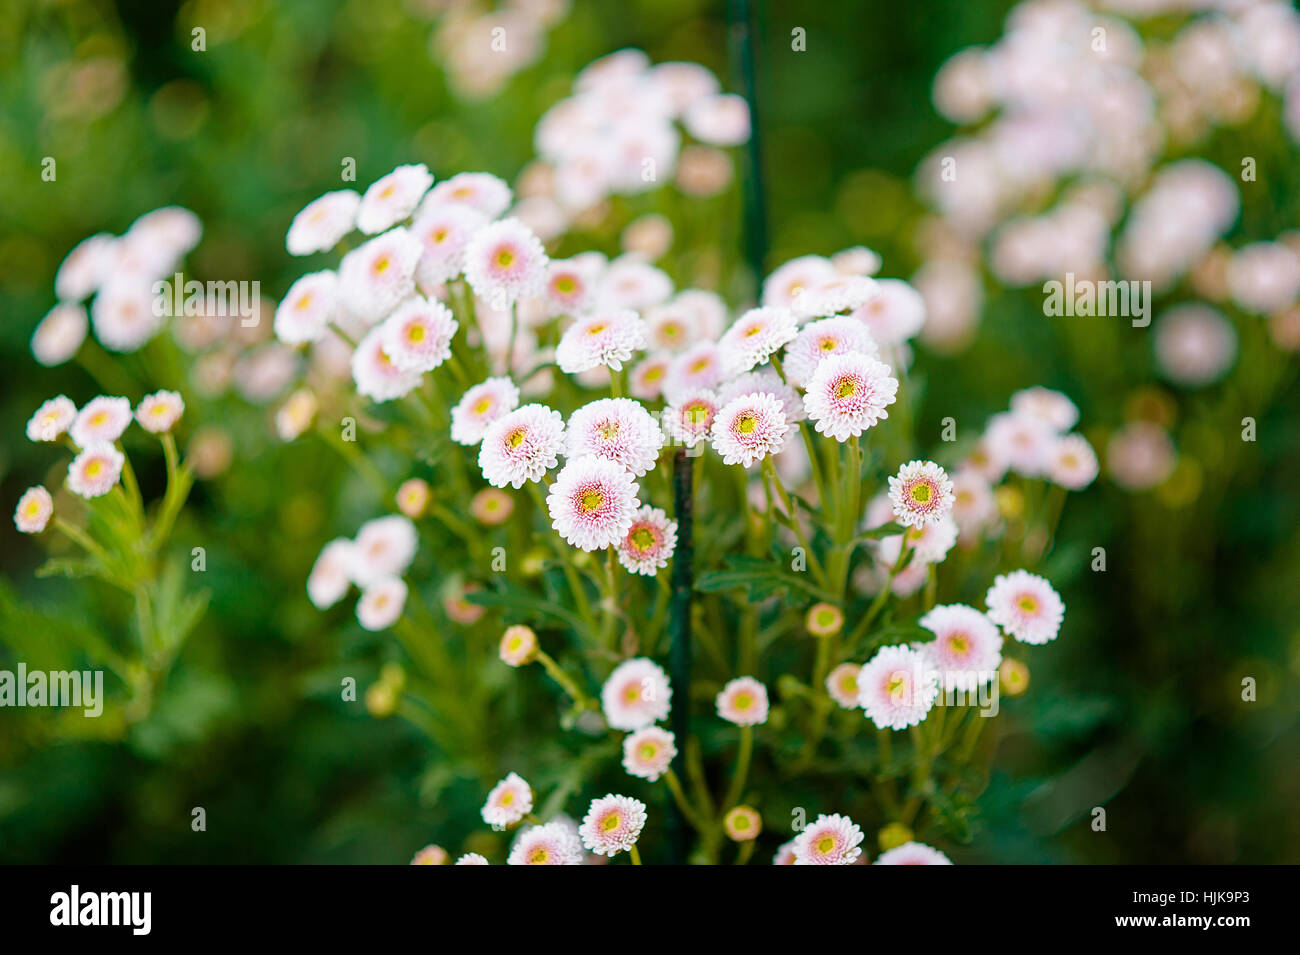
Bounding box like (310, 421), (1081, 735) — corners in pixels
(803, 352), (898, 441)
(715, 676), (769, 726)
(546, 455), (640, 551)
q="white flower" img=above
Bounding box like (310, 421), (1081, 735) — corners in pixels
(307, 538), (354, 610)
(274, 270), (337, 345)
(858, 644), (939, 731)
(792, 813), (864, 865)
(621, 726), (676, 781)
(547, 455), (641, 551)
(14, 486), (53, 534)
(555, 310), (648, 374)
(985, 570), (1065, 645)
(92, 281), (162, 352)
(566, 398), (665, 476)
(579, 794), (647, 857)
(851, 278), (926, 344)
(338, 227), (423, 323)
(601, 657), (671, 731)
(379, 295), (458, 373)
(918, 603), (1003, 691)
(26, 396), (77, 443)
(479, 404), (566, 488)
(55, 233), (116, 302)
(888, 460), (955, 528)
(350, 326), (422, 403)
(875, 841), (953, 865)
(66, 443), (125, 499)
(482, 772), (534, 829)
(357, 163), (434, 234)
(356, 577), (408, 631)
(716, 676), (769, 726)
(463, 217), (548, 307)
(423, 172), (512, 219)
(661, 388), (720, 448)
(717, 306), (797, 375)
(616, 505), (677, 575)
(783, 315), (879, 386)
(135, 390), (185, 434)
(70, 396), (132, 447)
(1047, 433), (1099, 490)
(349, 515), (418, 588)
(683, 92), (750, 146)
(287, 189), (360, 256)
(450, 377), (521, 446)
(802, 352), (898, 442)
(411, 201), (488, 287)
(710, 392), (791, 468)
(31, 303), (89, 367)
(507, 821), (584, 866)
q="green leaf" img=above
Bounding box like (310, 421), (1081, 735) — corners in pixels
(465, 580), (586, 633)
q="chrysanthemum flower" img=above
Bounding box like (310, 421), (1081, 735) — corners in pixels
(985, 411), (1054, 478)
(307, 538), (353, 610)
(70, 396), (132, 448)
(826, 663), (862, 709)
(379, 295), (458, 373)
(555, 310), (648, 374)
(26, 396), (77, 443)
(356, 576), (407, 631)
(772, 839), (799, 865)
(274, 270), (337, 345)
(896, 515), (959, 565)
(851, 278), (926, 344)
(918, 604), (1003, 691)
(454, 853), (490, 865)
(950, 468), (997, 537)
(999, 658), (1030, 696)
(287, 189), (360, 256)
(710, 392), (791, 468)
(717, 306), (797, 375)
(792, 274), (879, 321)
(450, 377), (521, 446)
(874, 841), (953, 865)
(55, 232), (116, 301)
(616, 505), (677, 576)
(565, 398), (665, 476)
(580, 794), (647, 857)
(1047, 433), (1099, 490)
(716, 369), (806, 423)
(716, 676), (769, 726)
(762, 255), (838, 310)
(621, 726), (677, 781)
(351, 326), (422, 403)
(803, 352), (898, 442)
(832, 246), (883, 277)
(275, 388), (318, 442)
(629, 352), (671, 400)
(806, 603), (844, 638)
(663, 341), (725, 399)
(724, 806), (762, 841)
(14, 486), (53, 534)
(357, 163), (434, 235)
(661, 388), (720, 448)
(1010, 386), (1079, 433)
(499, 625), (539, 667)
(858, 644), (939, 731)
(507, 821), (584, 865)
(471, 488), (515, 525)
(32, 303), (89, 367)
(540, 254), (603, 318)
(349, 515), (418, 587)
(338, 227), (423, 322)
(783, 316), (879, 386)
(91, 281), (162, 352)
(601, 657), (671, 731)
(888, 460), (955, 528)
(683, 92), (751, 146)
(410, 201), (488, 287)
(479, 403), (565, 489)
(410, 845), (449, 865)
(66, 443), (125, 499)
(793, 813), (865, 865)
(482, 772), (534, 829)
(396, 478), (430, 519)
(424, 172), (512, 219)
(547, 455), (640, 551)
(985, 570), (1065, 645)
(135, 390), (185, 434)
(463, 217), (548, 307)
(596, 258), (674, 311)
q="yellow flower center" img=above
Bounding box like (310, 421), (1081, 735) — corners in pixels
(372, 255), (391, 275)
(816, 836), (835, 854)
(630, 527), (656, 552)
(909, 483), (932, 504)
(587, 322), (607, 336)
(1018, 595), (1038, 613)
(602, 813), (621, 832)
(473, 397), (493, 415)
(736, 413), (757, 435)
(580, 490), (605, 512)
(836, 378), (857, 398)
(406, 324), (426, 343)
(495, 248), (515, 268)
(507, 428), (526, 449)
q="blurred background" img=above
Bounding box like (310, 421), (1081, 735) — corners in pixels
(1, 0), (1297, 863)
